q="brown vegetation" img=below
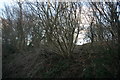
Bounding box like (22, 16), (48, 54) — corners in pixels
(1, 1), (120, 78)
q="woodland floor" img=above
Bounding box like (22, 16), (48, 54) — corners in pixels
(2, 42), (119, 78)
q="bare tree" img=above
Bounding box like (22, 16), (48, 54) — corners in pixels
(27, 1), (82, 58)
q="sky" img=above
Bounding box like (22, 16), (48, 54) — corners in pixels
(1, 1), (119, 45)
(0, 0), (91, 45)
(0, 0), (119, 9)
(0, 0), (15, 17)
(0, 0), (13, 9)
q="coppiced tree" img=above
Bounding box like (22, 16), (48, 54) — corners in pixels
(2, 2), (35, 52)
(2, 5), (19, 53)
(27, 1), (82, 58)
(2, 1), (82, 58)
(89, 2), (119, 77)
(89, 2), (119, 44)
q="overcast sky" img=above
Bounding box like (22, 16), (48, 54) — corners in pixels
(0, 0), (91, 45)
(0, 0), (13, 9)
